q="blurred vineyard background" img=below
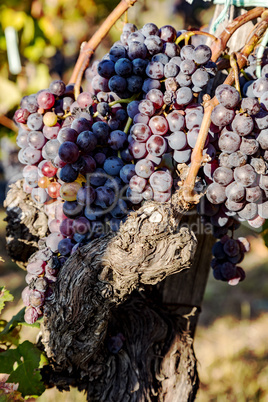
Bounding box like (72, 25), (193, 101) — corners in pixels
(1, 0), (268, 401)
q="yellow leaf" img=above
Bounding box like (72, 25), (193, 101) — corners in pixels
(23, 37), (46, 62)
(43, 45), (57, 58)
(21, 16), (35, 46)
(0, 78), (21, 115)
(1, 8), (27, 31)
(27, 64), (51, 94)
(0, 36), (7, 51)
(38, 17), (63, 47)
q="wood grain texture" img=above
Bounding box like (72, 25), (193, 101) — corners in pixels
(4, 181), (207, 401)
(4, 180), (48, 269)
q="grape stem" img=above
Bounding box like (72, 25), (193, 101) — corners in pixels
(224, 15), (268, 86)
(68, 0), (138, 99)
(230, 53), (241, 96)
(58, 111), (72, 120)
(108, 92), (140, 106)
(182, 10), (268, 204)
(0, 114), (18, 132)
(176, 31), (219, 46)
(124, 117), (133, 134)
(210, 7), (267, 62)
(182, 96), (218, 204)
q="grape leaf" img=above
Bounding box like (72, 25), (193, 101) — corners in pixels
(0, 320), (20, 347)
(0, 288), (14, 314)
(0, 341), (47, 397)
(0, 390), (26, 401)
(0, 308), (41, 337)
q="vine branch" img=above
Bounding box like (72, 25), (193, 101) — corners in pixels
(182, 96), (218, 204)
(0, 114), (18, 132)
(210, 7), (267, 63)
(68, 0), (138, 98)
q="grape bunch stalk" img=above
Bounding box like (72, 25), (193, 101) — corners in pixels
(10, 8), (268, 324)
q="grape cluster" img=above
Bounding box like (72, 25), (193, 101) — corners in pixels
(198, 73), (268, 283)
(85, 23), (216, 202)
(21, 245), (62, 324)
(14, 23), (217, 323)
(14, 22), (267, 323)
(203, 79), (268, 227)
(211, 235), (249, 285)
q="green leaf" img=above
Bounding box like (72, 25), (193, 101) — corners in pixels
(0, 390), (25, 401)
(0, 320), (20, 347)
(0, 288), (14, 314)
(0, 348), (20, 374)
(0, 308), (40, 337)
(0, 309), (25, 336)
(0, 341), (47, 397)
(0, 393), (9, 402)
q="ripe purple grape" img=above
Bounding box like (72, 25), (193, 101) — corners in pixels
(149, 116), (168, 135)
(211, 105), (235, 127)
(234, 165), (257, 187)
(126, 187), (143, 204)
(135, 159), (154, 178)
(131, 123), (152, 142)
(232, 114), (254, 136)
(238, 202), (258, 220)
(149, 170), (173, 192)
(146, 135), (167, 156)
(108, 130), (127, 150)
(193, 44), (212, 65)
(245, 186), (262, 202)
(240, 138), (259, 155)
(24, 307), (40, 324)
(166, 110), (185, 131)
(176, 87), (193, 106)
(223, 239), (240, 257)
(206, 183), (227, 204)
(173, 148), (191, 163)
(218, 131), (241, 154)
(167, 131), (187, 150)
(58, 141), (80, 163)
(129, 175), (147, 193)
(119, 164), (136, 183)
(215, 84), (240, 109)
(252, 78), (268, 97)
(138, 99), (155, 116)
(241, 97), (260, 115)
(225, 181), (245, 202)
(213, 167), (233, 186)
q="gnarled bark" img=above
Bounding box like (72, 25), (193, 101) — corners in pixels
(42, 293), (199, 402)
(40, 199), (197, 373)
(4, 180), (48, 269)
(4, 179), (210, 401)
